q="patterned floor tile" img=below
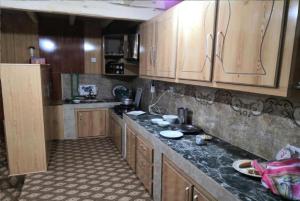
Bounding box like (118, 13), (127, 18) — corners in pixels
(19, 138), (152, 201)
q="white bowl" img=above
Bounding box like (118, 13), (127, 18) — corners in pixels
(157, 121), (170, 127)
(162, 115), (178, 123)
(72, 99), (81, 104)
(151, 118), (164, 124)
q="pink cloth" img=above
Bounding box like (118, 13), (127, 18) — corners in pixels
(252, 158), (300, 200)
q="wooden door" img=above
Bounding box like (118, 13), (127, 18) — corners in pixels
(213, 0), (286, 87)
(177, 1), (216, 81)
(139, 21), (155, 76)
(111, 117), (122, 152)
(162, 157), (193, 201)
(126, 127), (136, 171)
(154, 7), (178, 78)
(77, 109), (107, 138)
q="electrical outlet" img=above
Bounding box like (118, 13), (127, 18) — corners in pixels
(168, 86), (174, 93)
(150, 85), (156, 93)
(91, 57), (97, 63)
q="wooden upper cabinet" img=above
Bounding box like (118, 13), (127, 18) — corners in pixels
(213, 0), (286, 87)
(153, 7), (178, 78)
(77, 109), (107, 138)
(177, 1), (216, 82)
(162, 157), (193, 201)
(139, 21), (155, 76)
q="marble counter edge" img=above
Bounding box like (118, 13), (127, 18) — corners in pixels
(123, 115), (240, 201)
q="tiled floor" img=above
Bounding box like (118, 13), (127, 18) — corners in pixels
(19, 138), (152, 201)
(0, 136), (24, 201)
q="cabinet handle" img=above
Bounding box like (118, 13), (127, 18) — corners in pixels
(216, 32), (224, 61)
(185, 187), (190, 201)
(206, 33), (213, 60)
(149, 47), (153, 65)
(193, 195), (198, 201)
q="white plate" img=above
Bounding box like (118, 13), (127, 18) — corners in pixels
(232, 160), (261, 178)
(126, 111), (146, 116)
(160, 130), (183, 139)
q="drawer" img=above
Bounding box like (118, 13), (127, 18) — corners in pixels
(136, 137), (153, 163)
(136, 152), (153, 194)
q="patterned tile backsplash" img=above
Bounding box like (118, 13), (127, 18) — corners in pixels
(134, 78), (300, 160)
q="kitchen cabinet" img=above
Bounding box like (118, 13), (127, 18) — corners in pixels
(48, 105), (64, 140)
(177, 1), (216, 82)
(213, 0), (286, 87)
(76, 108), (107, 138)
(162, 156), (216, 201)
(136, 136), (153, 194)
(126, 127), (136, 171)
(139, 6), (178, 79)
(110, 113), (122, 152)
(139, 21), (155, 76)
(0, 64), (50, 175)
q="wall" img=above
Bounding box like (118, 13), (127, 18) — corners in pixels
(135, 78), (300, 160)
(61, 73), (135, 100)
(1, 10), (39, 63)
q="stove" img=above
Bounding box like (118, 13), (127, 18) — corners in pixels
(113, 104), (136, 117)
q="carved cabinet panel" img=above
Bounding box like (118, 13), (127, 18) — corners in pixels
(213, 0), (286, 87)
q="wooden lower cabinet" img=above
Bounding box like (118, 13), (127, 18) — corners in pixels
(126, 126), (154, 195)
(110, 114), (122, 152)
(136, 136), (153, 194)
(162, 155), (216, 201)
(126, 127), (137, 171)
(76, 109), (107, 138)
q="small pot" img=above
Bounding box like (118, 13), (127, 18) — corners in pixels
(122, 98), (133, 105)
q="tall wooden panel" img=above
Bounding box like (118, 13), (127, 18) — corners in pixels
(84, 21), (102, 74)
(1, 10), (40, 63)
(0, 64), (48, 175)
(154, 7), (178, 78)
(213, 0), (286, 87)
(177, 1), (216, 82)
(139, 21), (155, 76)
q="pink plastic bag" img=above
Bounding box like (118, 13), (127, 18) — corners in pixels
(252, 158), (300, 200)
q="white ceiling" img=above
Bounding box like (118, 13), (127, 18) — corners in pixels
(0, 0), (181, 21)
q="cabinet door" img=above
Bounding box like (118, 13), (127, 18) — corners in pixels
(111, 117), (122, 152)
(126, 127), (136, 171)
(177, 1), (216, 81)
(136, 150), (153, 194)
(139, 21), (155, 76)
(77, 109), (107, 138)
(213, 0), (286, 87)
(154, 7), (178, 78)
(162, 157), (193, 201)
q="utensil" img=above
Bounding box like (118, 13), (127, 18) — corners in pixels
(173, 124), (202, 134)
(121, 98), (133, 105)
(159, 130), (183, 139)
(162, 115), (178, 124)
(177, 107), (185, 124)
(112, 85), (128, 97)
(232, 160), (261, 178)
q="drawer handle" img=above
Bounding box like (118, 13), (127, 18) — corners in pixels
(185, 187), (190, 201)
(193, 195), (198, 201)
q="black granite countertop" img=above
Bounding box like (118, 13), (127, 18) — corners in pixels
(126, 114), (287, 201)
